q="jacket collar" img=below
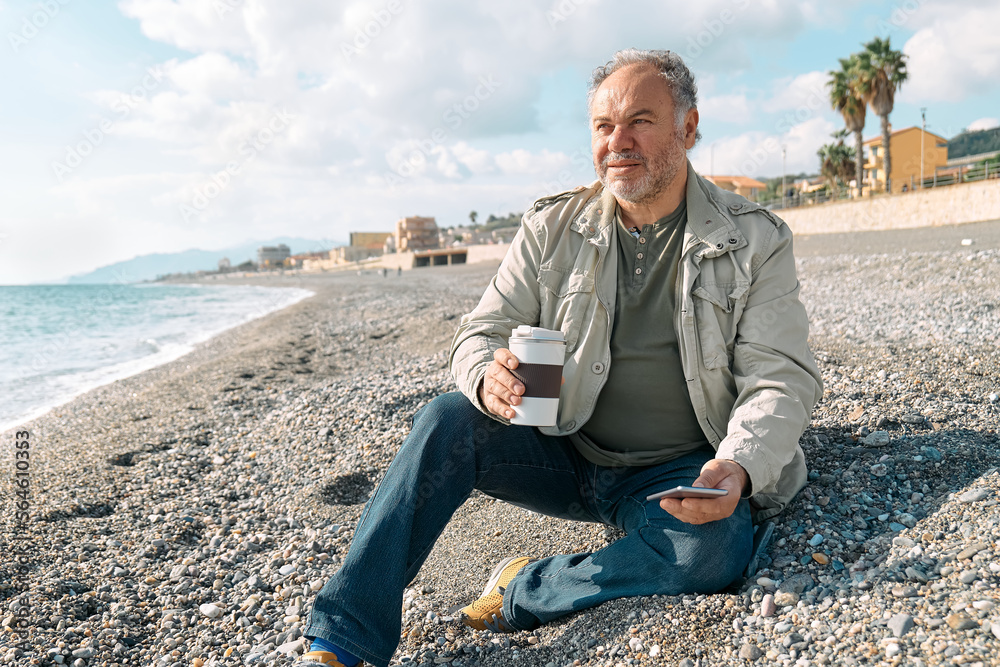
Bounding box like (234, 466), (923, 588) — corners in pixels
(682, 160), (747, 258)
(570, 185), (618, 251)
(571, 161), (747, 258)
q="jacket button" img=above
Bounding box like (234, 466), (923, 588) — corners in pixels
(597, 209), (603, 215)
(591, 362), (605, 374)
(716, 243), (724, 249)
(566, 421), (576, 430)
(729, 238), (738, 244)
(588, 227), (595, 233)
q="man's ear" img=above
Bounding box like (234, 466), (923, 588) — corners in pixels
(684, 108), (699, 150)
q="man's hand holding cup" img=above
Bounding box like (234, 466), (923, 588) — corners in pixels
(479, 326), (566, 426)
(479, 348), (524, 420)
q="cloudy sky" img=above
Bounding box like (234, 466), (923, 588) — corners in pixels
(2, 0), (999, 284)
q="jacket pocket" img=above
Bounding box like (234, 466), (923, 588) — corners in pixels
(692, 281), (748, 370)
(537, 266), (595, 352)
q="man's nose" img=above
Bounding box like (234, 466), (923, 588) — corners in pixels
(607, 125), (634, 153)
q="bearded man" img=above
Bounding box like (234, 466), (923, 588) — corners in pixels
(298, 48), (822, 667)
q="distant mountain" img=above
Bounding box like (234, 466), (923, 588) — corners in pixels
(948, 127), (1000, 161)
(66, 237), (341, 284)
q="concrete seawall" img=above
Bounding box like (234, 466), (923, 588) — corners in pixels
(778, 179), (1000, 235)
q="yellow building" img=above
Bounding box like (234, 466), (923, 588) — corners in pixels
(704, 175), (766, 202)
(349, 232), (392, 249)
(863, 126), (948, 194)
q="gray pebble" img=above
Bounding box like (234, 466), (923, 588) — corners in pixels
(959, 570), (979, 585)
(958, 488), (991, 503)
(888, 613), (914, 638)
(739, 643), (762, 661)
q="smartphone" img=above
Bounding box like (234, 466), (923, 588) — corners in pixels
(645, 486), (729, 501)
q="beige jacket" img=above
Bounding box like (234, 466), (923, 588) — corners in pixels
(449, 162), (823, 521)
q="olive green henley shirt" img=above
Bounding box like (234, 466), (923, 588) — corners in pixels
(569, 199), (710, 467)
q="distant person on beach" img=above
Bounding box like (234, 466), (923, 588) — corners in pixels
(299, 49), (822, 667)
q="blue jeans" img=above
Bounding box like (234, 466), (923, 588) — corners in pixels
(304, 392), (752, 667)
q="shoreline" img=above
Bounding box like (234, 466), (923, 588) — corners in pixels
(3, 228), (999, 667)
(0, 283), (315, 437)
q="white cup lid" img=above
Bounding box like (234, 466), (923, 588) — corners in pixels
(510, 325), (565, 341)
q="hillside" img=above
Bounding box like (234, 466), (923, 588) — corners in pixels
(65, 237), (339, 284)
(948, 126), (1000, 160)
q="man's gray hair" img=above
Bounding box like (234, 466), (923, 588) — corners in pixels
(588, 49), (702, 143)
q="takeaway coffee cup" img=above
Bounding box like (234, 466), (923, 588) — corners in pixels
(507, 325), (566, 427)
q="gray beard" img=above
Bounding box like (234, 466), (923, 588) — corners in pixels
(598, 149), (682, 205)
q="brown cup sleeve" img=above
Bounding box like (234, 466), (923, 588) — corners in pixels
(509, 362), (562, 399)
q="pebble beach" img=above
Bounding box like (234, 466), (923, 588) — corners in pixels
(3, 220), (1000, 667)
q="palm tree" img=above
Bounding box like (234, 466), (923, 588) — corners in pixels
(818, 133), (856, 198)
(828, 54), (867, 197)
(469, 210), (478, 226)
(856, 37), (908, 193)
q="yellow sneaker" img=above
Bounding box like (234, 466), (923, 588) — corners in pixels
(297, 651), (362, 666)
(459, 556), (533, 632)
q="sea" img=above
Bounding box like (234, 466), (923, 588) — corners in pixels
(0, 283), (313, 432)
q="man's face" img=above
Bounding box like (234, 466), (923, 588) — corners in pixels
(590, 64), (698, 205)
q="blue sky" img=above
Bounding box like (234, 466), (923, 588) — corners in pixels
(2, 0), (998, 284)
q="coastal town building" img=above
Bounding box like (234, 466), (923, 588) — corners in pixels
(863, 126), (948, 193)
(218, 257), (231, 271)
(285, 251), (330, 268)
(395, 216), (439, 252)
(331, 246), (382, 263)
(257, 244), (291, 267)
(704, 175), (767, 202)
(350, 232), (393, 249)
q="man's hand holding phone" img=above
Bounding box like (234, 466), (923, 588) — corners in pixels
(658, 459), (748, 525)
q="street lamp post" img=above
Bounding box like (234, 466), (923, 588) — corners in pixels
(781, 145), (787, 210)
(920, 108), (927, 190)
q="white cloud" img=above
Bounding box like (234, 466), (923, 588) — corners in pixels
(168, 53), (252, 99)
(690, 116), (835, 178)
(119, 0), (254, 54)
(761, 71), (829, 114)
(699, 93), (753, 125)
(451, 142), (495, 175)
(966, 117), (999, 133)
(495, 149), (572, 177)
(900, 3), (1000, 102)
